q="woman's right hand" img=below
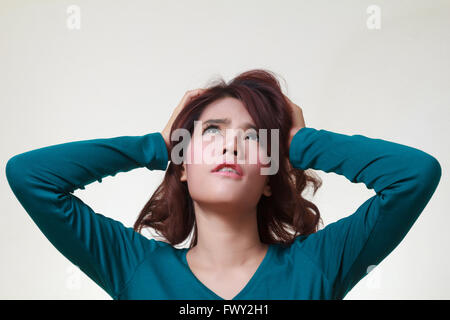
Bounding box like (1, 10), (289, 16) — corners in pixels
(283, 94), (306, 149)
(161, 88), (206, 153)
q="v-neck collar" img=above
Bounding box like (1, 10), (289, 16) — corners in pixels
(182, 243), (274, 300)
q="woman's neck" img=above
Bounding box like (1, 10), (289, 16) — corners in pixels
(190, 201), (266, 270)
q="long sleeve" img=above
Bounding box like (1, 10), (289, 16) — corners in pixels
(5, 131), (169, 299)
(288, 127), (442, 299)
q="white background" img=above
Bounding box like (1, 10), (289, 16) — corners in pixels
(1, 0), (448, 299)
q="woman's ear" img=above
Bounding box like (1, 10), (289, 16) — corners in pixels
(180, 163), (187, 182)
(263, 178), (271, 197)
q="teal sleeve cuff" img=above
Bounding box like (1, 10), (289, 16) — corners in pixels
(288, 127), (315, 170)
(145, 132), (169, 171)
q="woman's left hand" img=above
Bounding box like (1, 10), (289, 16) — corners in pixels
(284, 94), (306, 148)
(161, 88), (206, 153)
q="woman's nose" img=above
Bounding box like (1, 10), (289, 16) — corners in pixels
(222, 130), (242, 158)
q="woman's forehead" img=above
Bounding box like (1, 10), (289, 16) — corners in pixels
(199, 98), (254, 125)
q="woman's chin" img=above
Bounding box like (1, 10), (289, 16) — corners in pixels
(194, 192), (246, 205)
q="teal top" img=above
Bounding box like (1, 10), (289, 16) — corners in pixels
(5, 127), (441, 300)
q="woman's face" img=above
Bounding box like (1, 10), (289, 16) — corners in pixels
(180, 97), (272, 211)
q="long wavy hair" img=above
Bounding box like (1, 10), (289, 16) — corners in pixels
(134, 69), (323, 249)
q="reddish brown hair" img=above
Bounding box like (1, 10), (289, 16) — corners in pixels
(134, 69), (322, 249)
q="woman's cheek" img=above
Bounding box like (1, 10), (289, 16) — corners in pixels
(202, 136), (225, 165)
(186, 137), (214, 165)
(249, 144), (270, 167)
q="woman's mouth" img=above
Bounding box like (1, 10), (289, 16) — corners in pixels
(211, 163), (243, 180)
(212, 168), (243, 179)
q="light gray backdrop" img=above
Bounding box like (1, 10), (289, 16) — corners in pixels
(1, 0), (448, 299)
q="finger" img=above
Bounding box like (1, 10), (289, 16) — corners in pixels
(189, 89), (205, 96)
(187, 89), (205, 100)
(180, 89), (205, 107)
(178, 90), (200, 109)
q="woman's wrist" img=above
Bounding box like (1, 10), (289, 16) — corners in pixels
(288, 126), (305, 148)
(160, 131), (170, 155)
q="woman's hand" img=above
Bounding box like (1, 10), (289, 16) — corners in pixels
(161, 89), (206, 153)
(284, 94), (306, 148)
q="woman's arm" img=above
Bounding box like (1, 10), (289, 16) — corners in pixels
(5, 132), (168, 299)
(288, 127), (441, 299)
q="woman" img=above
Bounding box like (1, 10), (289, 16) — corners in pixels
(5, 69), (441, 300)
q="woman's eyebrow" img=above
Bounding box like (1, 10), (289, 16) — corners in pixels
(203, 118), (257, 130)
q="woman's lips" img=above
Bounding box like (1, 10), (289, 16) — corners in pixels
(211, 163), (244, 176)
(212, 170), (243, 180)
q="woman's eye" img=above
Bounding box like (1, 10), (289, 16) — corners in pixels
(202, 125), (258, 141)
(203, 125), (220, 135)
(245, 134), (259, 141)
(245, 129), (259, 141)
